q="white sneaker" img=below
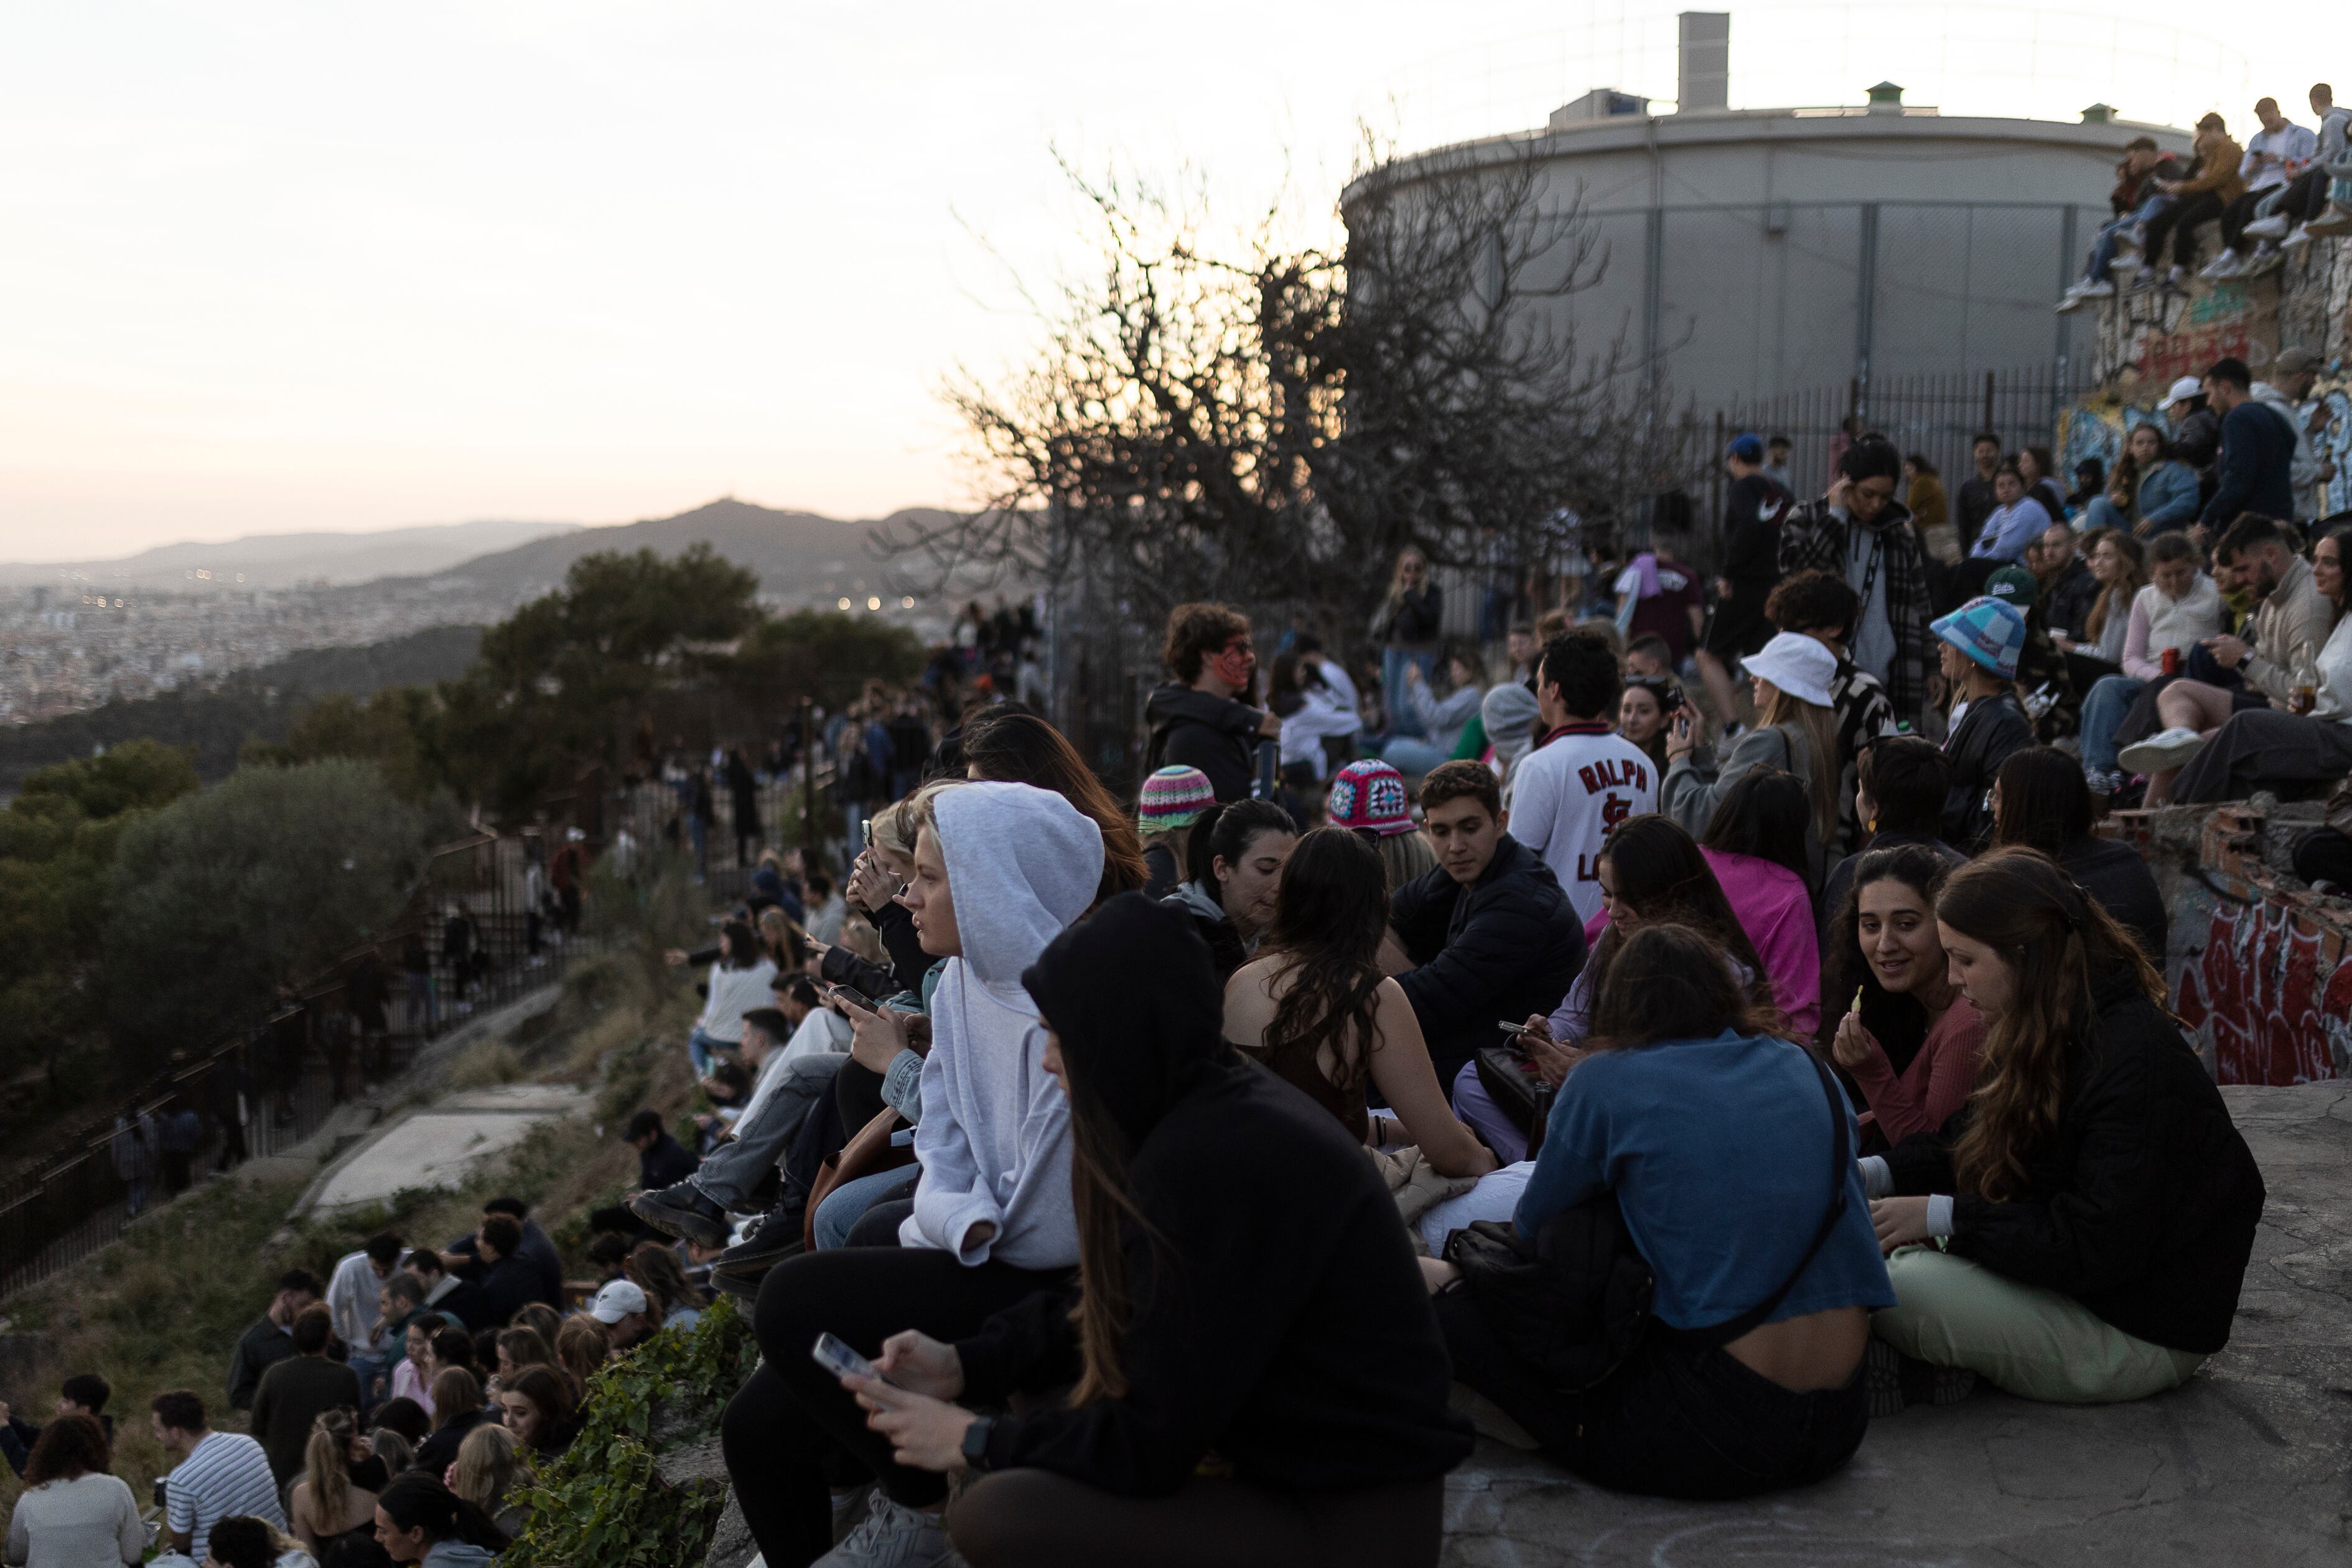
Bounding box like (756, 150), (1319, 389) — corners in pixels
(2077, 277), (2116, 298)
(2307, 203), (2352, 238)
(2117, 726), (2208, 776)
(2244, 245), (2285, 275)
(2114, 227), (2144, 256)
(814, 1494), (965, 1568)
(2200, 250), (2241, 280)
(2242, 213), (2292, 241)
(2166, 264), (2190, 289)
(2280, 222), (2316, 251)
(2055, 287), (2088, 314)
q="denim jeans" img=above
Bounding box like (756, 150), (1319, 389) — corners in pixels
(1371, 735), (1449, 777)
(1380, 648), (1437, 736)
(1435, 1285), (1870, 1499)
(2081, 675), (2146, 773)
(814, 1166), (920, 1249)
(2083, 194), (2171, 282)
(689, 1026), (731, 1080)
(2083, 495), (2130, 534)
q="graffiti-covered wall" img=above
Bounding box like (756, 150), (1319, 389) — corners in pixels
(2109, 804), (2352, 1085)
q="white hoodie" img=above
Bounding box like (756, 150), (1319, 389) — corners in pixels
(900, 782), (1104, 1267)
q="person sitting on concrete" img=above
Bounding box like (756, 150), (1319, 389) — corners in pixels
(1931, 597), (2036, 851)
(1819, 737), (1966, 938)
(2032, 522), (2100, 645)
(1826, 844), (1987, 1153)
(1992, 747), (2170, 961)
(0, 1374), (111, 1480)
(151, 1389), (284, 1561)
(1867, 850), (2266, 1407)
(4, 1413), (142, 1567)
(2056, 136), (2185, 306)
(2123, 514), (2336, 801)
(1162, 800), (1300, 982)
(226, 1269), (322, 1412)
(2145, 112), (2244, 289)
(831, 893), (1472, 1568)
(587, 1278), (659, 1355)
(1431, 922), (1891, 1498)
(2201, 95), (2316, 280)
(1966, 462), (2051, 564)
(248, 1304), (363, 1491)
(2079, 532), (2225, 796)
(1387, 762), (1587, 1091)
(626, 1109), (697, 1192)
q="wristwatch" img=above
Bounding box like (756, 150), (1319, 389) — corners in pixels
(960, 1414), (996, 1474)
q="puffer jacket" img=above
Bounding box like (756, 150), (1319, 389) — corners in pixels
(1886, 973), (2265, 1355)
(1939, 689), (2033, 849)
(1390, 835), (1587, 1090)
(1144, 683), (1261, 803)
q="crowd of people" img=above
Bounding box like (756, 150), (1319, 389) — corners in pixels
(577, 535), (2284, 1566)
(2057, 82), (2351, 306)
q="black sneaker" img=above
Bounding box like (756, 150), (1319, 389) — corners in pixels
(628, 1181), (732, 1248)
(1865, 1337), (1978, 1417)
(709, 1204), (805, 1300)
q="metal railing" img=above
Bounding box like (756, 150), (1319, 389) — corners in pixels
(0, 833), (588, 1302)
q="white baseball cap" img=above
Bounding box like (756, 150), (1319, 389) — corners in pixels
(2159, 375), (2205, 409)
(588, 1278), (649, 1324)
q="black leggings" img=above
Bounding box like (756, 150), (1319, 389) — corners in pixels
(1435, 1286), (1867, 1499)
(951, 1470), (1445, 1568)
(718, 1246), (1068, 1568)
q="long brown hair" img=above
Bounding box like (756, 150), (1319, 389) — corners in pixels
(1064, 1083), (1161, 1406)
(961, 711), (1150, 900)
(1594, 815), (1775, 1019)
(2084, 529), (2145, 645)
(1757, 684), (1841, 846)
(624, 1241), (695, 1322)
(1254, 829), (1391, 1098)
(22, 1412), (109, 1486)
(1935, 848), (2166, 1201)
(553, 1317), (609, 1397)
(429, 1367), (482, 1432)
(302, 1407), (359, 1528)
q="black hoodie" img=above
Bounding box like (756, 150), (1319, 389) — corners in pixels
(1142, 683), (1260, 803)
(955, 894), (1471, 1495)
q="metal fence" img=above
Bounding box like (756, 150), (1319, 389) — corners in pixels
(0, 833), (586, 1302)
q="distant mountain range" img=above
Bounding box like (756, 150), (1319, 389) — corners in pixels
(0, 520), (584, 589)
(414, 497), (959, 602)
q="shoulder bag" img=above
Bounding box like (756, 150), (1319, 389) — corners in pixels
(1443, 1048), (1850, 1393)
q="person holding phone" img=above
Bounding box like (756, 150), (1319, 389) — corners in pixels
(836, 893), (1470, 1568)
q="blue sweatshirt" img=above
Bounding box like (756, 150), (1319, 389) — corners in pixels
(2200, 399), (2297, 527)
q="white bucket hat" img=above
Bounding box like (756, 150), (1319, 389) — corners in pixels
(1740, 632), (1838, 709)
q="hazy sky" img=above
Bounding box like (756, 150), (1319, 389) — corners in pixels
(0, 2), (2302, 558)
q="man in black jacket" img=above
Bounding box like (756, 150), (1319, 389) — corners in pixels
(2197, 356), (2298, 533)
(625, 1109), (698, 1192)
(1387, 762), (1586, 1089)
(226, 1268), (322, 1410)
(1142, 602), (1278, 802)
(1697, 431), (1791, 722)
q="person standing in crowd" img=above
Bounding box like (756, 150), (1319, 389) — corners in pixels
(228, 1269), (322, 1412)
(1826, 844), (1986, 1152)
(823, 895), (1471, 1568)
(1386, 762), (1586, 1090)
(249, 1304), (363, 1490)
(1867, 851), (2265, 1407)
(325, 1232), (404, 1407)
(721, 781), (1101, 1568)
(1479, 681), (1542, 809)
(1967, 463), (2051, 564)
(1373, 548), (1446, 739)
(2079, 531), (2223, 796)
(1698, 432), (1791, 726)
(1763, 434), (1794, 492)
(1432, 923), (1892, 1498)
(1612, 542), (1705, 673)
(4, 1416), (143, 1568)
(1903, 454), (1956, 563)
(1663, 631), (1841, 885)
(1501, 632), (1657, 923)
(2122, 514), (2333, 799)
(1779, 434), (1934, 731)
(1820, 736), (1965, 930)
(1162, 800), (1298, 982)
(1143, 603), (1279, 803)
(1931, 597), (2035, 850)
(2033, 523), (2099, 645)
(1990, 749), (2169, 960)
(1765, 571), (1897, 857)
(108, 1101), (157, 1218)
(1954, 434), (2003, 559)
(151, 1390), (284, 1561)
(2197, 358), (2301, 536)
(1225, 829), (1496, 1178)
(2135, 524), (2352, 806)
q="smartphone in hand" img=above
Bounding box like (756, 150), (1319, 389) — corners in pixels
(828, 984), (875, 1013)
(813, 1332), (889, 1386)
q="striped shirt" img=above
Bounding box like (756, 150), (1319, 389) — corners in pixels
(166, 1430), (284, 1559)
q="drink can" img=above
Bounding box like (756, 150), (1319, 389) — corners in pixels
(2162, 646), (2180, 676)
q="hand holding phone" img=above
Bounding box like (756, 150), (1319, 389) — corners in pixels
(813, 1333), (892, 1391)
(828, 984), (876, 1014)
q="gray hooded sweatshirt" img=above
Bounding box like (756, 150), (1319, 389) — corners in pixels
(900, 781), (1104, 1267)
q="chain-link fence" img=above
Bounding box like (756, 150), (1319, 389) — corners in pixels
(0, 832), (587, 1302)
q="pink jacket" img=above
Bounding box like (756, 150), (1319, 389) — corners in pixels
(1577, 848), (1821, 1037)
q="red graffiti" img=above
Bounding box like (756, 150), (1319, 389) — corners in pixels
(2137, 324), (2255, 388)
(2175, 899), (2350, 1085)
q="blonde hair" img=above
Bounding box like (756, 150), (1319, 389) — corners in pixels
(1373, 829), (1437, 892)
(450, 1422), (520, 1513)
(1758, 684), (1842, 846)
(302, 1408), (360, 1532)
(553, 1317), (609, 1396)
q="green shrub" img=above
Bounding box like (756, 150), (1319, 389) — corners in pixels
(505, 1295), (758, 1568)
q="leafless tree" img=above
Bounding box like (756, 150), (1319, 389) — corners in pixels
(885, 132), (1702, 635)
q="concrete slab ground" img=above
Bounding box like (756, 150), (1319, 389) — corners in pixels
(301, 1082), (590, 1216)
(1440, 1083), (2352, 1566)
